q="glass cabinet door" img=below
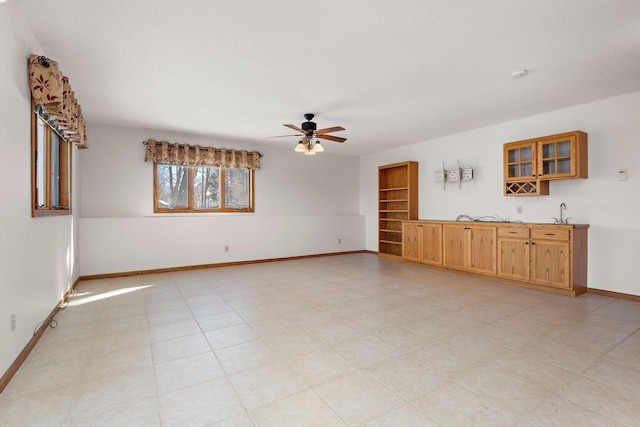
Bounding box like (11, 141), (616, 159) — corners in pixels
(506, 143), (535, 179)
(539, 136), (575, 178)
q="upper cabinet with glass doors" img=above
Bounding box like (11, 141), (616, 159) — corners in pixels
(503, 131), (587, 196)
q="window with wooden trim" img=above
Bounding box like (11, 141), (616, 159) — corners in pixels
(154, 163), (254, 213)
(31, 110), (71, 217)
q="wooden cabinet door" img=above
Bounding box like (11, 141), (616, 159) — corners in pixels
(443, 225), (467, 270)
(402, 222), (422, 262)
(498, 238), (530, 281)
(421, 223), (442, 266)
(504, 141), (537, 182)
(537, 135), (577, 180)
(530, 240), (571, 288)
(468, 226), (497, 275)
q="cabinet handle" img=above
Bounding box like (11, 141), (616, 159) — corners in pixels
(508, 231), (518, 234)
(544, 233), (555, 236)
(525, 242), (529, 245)
(531, 242), (536, 245)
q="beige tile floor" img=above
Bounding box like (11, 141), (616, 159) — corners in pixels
(1, 253), (639, 426)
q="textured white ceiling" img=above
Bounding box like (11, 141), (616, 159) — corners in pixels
(17, 0), (640, 155)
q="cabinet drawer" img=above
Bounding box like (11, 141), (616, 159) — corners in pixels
(531, 229), (570, 241)
(498, 227), (529, 238)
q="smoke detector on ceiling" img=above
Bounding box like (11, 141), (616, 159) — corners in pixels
(511, 69), (528, 78)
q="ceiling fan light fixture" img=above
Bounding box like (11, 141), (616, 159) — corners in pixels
(294, 140), (306, 152)
(277, 114), (346, 155)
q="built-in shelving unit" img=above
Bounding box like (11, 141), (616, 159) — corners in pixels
(378, 161), (418, 258)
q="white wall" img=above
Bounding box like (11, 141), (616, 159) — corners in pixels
(0, 2), (80, 379)
(78, 123), (364, 275)
(360, 91), (640, 296)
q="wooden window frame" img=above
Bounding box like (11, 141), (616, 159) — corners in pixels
(31, 102), (72, 217)
(153, 163), (255, 213)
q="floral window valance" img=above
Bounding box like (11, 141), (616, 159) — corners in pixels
(144, 139), (262, 169)
(28, 54), (88, 149)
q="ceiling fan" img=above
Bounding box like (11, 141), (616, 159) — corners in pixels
(269, 113), (346, 155)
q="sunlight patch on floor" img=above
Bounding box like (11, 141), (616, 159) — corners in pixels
(67, 285), (153, 306)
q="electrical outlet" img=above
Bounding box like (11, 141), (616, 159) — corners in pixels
(224, 245), (229, 252)
(516, 206), (523, 214)
(338, 238), (342, 244)
(11, 314), (15, 332)
(618, 169), (628, 181)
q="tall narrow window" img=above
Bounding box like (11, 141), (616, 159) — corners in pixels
(224, 168), (250, 209)
(193, 166), (220, 209)
(32, 110), (71, 216)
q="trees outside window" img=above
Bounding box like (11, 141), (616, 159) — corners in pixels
(154, 164), (253, 213)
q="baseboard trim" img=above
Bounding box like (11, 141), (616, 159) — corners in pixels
(587, 288), (640, 302)
(79, 250), (368, 281)
(0, 277), (81, 395)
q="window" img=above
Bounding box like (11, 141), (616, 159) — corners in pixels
(154, 163), (254, 213)
(31, 110), (71, 217)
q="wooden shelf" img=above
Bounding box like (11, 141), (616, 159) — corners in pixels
(378, 162), (418, 256)
(379, 187), (409, 192)
(379, 240), (402, 245)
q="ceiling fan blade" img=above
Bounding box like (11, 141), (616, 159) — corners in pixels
(317, 134), (346, 143)
(315, 126), (345, 134)
(283, 124), (306, 134)
(267, 134), (302, 138)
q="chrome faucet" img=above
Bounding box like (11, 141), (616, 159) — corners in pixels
(552, 202), (569, 224)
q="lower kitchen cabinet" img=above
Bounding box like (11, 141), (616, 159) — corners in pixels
(529, 228), (575, 289)
(530, 239), (571, 288)
(442, 224), (467, 270)
(497, 229), (530, 282)
(498, 226), (579, 290)
(403, 220), (588, 296)
(443, 223), (497, 275)
(402, 221), (442, 265)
